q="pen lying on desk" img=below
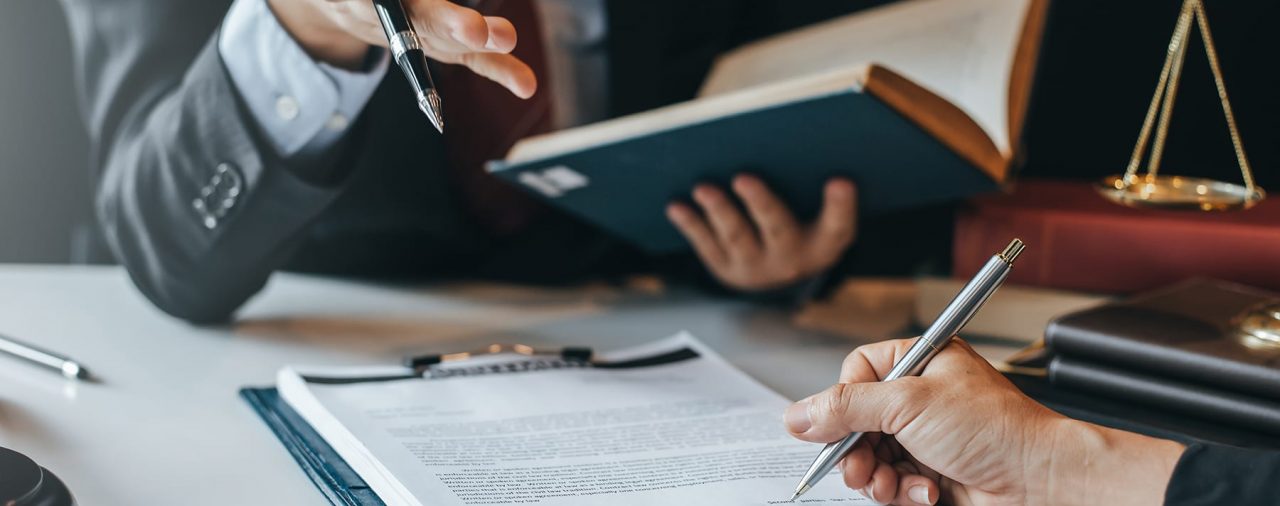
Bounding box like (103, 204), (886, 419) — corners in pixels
(790, 238), (1026, 500)
(0, 332), (92, 381)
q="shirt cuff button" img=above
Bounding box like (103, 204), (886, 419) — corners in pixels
(325, 113), (350, 131)
(275, 95), (300, 121)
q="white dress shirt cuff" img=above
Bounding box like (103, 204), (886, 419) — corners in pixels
(219, 0), (389, 158)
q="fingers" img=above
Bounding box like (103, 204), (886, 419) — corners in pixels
(670, 176), (857, 291)
(838, 338), (924, 384)
(810, 178), (857, 263)
(731, 175), (799, 250)
(894, 474), (939, 505)
(838, 439), (936, 505)
(838, 440), (877, 491)
(864, 460), (900, 504)
(785, 379), (924, 442)
(453, 52), (537, 98)
(667, 203), (728, 270)
(396, 0), (535, 97)
(411, 0), (491, 51)
(692, 184), (761, 260)
(479, 16), (517, 52)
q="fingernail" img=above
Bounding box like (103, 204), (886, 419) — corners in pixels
(909, 486), (933, 505)
(784, 401), (812, 433)
(692, 186), (711, 201)
(484, 37), (500, 50)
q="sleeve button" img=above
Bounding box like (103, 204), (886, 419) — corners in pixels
(325, 113), (349, 131)
(275, 95), (300, 121)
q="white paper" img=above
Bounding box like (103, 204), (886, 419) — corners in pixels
(279, 333), (872, 506)
(700, 0), (1033, 155)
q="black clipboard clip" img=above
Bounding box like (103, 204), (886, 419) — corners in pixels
(403, 344), (595, 378)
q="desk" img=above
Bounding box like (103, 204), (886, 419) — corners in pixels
(0, 265), (1013, 505)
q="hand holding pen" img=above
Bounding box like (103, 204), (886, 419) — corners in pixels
(267, 0), (537, 113)
(784, 239), (1185, 505)
(789, 239), (1025, 500)
(784, 338), (1184, 506)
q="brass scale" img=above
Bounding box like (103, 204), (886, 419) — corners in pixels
(1003, 0), (1278, 373)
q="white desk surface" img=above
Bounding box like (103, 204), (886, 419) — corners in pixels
(0, 265), (1017, 505)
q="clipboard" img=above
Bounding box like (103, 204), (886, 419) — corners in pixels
(241, 387), (384, 506)
(240, 344), (702, 506)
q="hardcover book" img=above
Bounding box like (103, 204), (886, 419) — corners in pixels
(953, 180), (1280, 294)
(488, 0), (1049, 252)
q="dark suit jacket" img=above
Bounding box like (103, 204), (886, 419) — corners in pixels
(58, 0), (884, 323)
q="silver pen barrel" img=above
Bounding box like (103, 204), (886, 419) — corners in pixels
(0, 333), (90, 380)
(790, 239), (1024, 500)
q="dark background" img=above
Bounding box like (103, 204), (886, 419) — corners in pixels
(0, 1), (1275, 264)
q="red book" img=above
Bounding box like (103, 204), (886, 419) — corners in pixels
(953, 180), (1280, 294)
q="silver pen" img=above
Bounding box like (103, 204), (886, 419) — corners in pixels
(790, 238), (1026, 501)
(0, 332), (92, 381)
(373, 0), (445, 133)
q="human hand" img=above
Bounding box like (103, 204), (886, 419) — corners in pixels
(666, 175), (856, 292)
(268, 0), (536, 98)
(785, 338), (1184, 506)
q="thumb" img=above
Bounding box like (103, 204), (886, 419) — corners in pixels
(786, 378), (926, 443)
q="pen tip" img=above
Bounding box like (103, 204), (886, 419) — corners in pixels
(790, 484), (810, 501)
(419, 90), (444, 134)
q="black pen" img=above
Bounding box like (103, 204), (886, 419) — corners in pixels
(372, 0), (445, 133)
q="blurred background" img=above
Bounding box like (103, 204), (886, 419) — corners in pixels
(0, 1), (90, 264)
(1, 1), (1275, 265)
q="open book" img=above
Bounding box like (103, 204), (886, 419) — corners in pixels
(488, 0), (1049, 252)
(259, 333), (872, 505)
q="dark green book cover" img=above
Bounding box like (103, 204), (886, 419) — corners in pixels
(489, 87), (1000, 253)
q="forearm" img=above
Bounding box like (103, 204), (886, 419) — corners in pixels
(1038, 418), (1184, 506)
(96, 39), (347, 322)
(63, 0), (392, 322)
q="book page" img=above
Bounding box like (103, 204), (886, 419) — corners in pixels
(503, 67), (868, 165)
(700, 0), (1033, 155)
(279, 333), (871, 506)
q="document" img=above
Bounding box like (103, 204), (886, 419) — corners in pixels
(278, 333), (871, 505)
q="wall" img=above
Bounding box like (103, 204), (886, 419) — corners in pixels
(0, 1), (91, 263)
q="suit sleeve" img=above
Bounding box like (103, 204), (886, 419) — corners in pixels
(59, 0), (357, 323)
(1163, 442), (1280, 505)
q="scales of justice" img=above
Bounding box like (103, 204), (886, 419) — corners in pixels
(1096, 0), (1266, 211)
(1095, 0), (1277, 348)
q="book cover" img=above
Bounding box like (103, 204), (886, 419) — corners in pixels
(953, 180), (1280, 294)
(491, 87), (998, 253)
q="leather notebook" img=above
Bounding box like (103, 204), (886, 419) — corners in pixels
(1045, 279), (1280, 434)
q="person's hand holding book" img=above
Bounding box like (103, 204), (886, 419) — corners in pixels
(666, 175), (857, 292)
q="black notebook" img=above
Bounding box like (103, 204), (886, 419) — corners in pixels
(1045, 279), (1280, 434)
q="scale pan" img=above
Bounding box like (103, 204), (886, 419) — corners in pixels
(1096, 174), (1265, 212)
